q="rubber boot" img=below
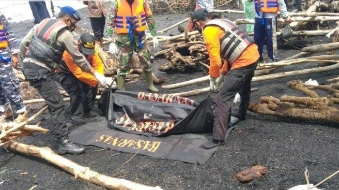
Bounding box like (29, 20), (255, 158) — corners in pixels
(144, 71), (159, 92)
(57, 137), (85, 155)
(117, 75), (126, 91)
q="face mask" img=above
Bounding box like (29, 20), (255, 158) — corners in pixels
(67, 19), (77, 32)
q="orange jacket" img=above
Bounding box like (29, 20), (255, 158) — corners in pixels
(62, 46), (104, 87)
(202, 25), (259, 78)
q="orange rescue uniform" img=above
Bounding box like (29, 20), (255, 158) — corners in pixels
(62, 46), (104, 87)
(202, 25), (260, 78)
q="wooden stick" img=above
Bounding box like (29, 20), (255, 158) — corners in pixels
(157, 18), (190, 34)
(6, 141), (163, 190)
(0, 106), (48, 142)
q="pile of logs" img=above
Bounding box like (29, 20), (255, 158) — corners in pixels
(248, 79), (339, 124)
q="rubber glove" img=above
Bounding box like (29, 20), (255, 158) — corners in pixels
(215, 74), (225, 89)
(94, 71), (108, 87)
(152, 36), (159, 48)
(109, 43), (118, 55)
(104, 77), (114, 87)
(209, 76), (216, 91)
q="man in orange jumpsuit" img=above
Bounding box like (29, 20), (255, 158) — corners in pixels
(191, 9), (260, 149)
(56, 33), (105, 122)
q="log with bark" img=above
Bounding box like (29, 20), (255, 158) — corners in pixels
(5, 141), (162, 190)
(248, 79), (339, 124)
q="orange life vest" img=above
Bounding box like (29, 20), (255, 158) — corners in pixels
(115, 0), (148, 34)
(255, 0), (279, 14)
(0, 22), (8, 49)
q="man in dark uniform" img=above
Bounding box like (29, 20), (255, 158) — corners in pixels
(20, 6), (113, 155)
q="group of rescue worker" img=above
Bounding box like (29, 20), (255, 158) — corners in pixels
(0, 0), (292, 154)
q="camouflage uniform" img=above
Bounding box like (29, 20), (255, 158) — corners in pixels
(106, 0), (157, 75)
(0, 12), (25, 114)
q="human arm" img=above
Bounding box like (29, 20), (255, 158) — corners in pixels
(19, 27), (35, 62)
(144, 0), (157, 37)
(277, 0), (291, 23)
(63, 51), (100, 87)
(202, 26), (223, 78)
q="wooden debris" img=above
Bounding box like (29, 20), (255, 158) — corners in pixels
(6, 141), (163, 190)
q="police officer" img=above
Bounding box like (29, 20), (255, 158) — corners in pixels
(0, 11), (26, 119)
(19, 6), (112, 155)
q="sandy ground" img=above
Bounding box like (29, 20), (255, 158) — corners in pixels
(1, 7), (339, 190)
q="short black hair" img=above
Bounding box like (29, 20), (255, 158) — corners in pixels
(191, 8), (209, 22)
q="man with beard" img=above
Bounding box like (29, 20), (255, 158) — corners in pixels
(19, 6), (113, 155)
(190, 9), (260, 149)
(106, 0), (159, 92)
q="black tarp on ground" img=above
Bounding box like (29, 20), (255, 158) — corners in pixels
(69, 117), (217, 164)
(69, 90), (218, 164)
(98, 89), (214, 136)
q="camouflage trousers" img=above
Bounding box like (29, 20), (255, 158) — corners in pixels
(115, 34), (152, 75)
(0, 61), (25, 113)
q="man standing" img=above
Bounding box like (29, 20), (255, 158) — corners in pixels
(29, 0), (51, 24)
(56, 33), (105, 120)
(106, 0), (159, 92)
(254, 0), (291, 62)
(190, 9), (260, 149)
(0, 12), (26, 120)
(20, 6), (112, 155)
(83, 0), (107, 48)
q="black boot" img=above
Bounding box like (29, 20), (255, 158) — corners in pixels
(57, 137), (85, 155)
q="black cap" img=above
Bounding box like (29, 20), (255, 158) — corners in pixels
(60, 6), (81, 21)
(191, 8), (209, 22)
(79, 33), (95, 55)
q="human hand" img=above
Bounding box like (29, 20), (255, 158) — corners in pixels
(94, 71), (108, 86)
(215, 74), (225, 89)
(11, 54), (19, 68)
(209, 76), (217, 92)
(109, 43), (118, 55)
(284, 16), (292, 24)
(104, 77), (114, 87)
(152, 36), (159, 48)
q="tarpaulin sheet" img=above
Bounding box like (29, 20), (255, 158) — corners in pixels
(69, 117), (217, 164)
(98, 90), (214, 137)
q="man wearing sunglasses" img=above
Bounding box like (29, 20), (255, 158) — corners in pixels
(20, 6), (113, 155)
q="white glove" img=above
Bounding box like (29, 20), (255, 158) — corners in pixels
(109, 43), (118, 55)
(215, 74), (225, 89)
(104, 77), (114, 87)
(94, 71), (109, 87)
(152, 36), (159, 48)
(209, 77), (216, 91)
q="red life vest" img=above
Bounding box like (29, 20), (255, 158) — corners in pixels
(204, 19), (254, 64)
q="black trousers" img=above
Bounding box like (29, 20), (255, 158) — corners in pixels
(213, 61), (258, 141)
(23, 62), (68, 138)
(55, 72), (98, 120)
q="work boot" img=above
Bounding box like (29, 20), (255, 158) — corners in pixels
(144, 71), (159, 92)
(200, 139), (224, 149)
(117, 75), (126, 91)
(57, 137), (85, 155)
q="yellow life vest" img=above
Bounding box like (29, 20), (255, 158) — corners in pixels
(0, 22), (8, 49)
(115, 0), (148, 34)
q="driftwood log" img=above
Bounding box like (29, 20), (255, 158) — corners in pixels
(5, 141), (162, 190)
(248, 80), (339, 123)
